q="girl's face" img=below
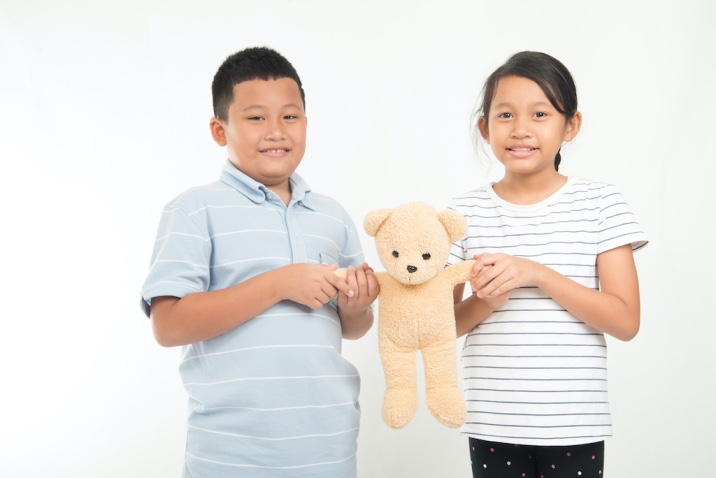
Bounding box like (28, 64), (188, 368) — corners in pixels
(479, 75), (581, 179)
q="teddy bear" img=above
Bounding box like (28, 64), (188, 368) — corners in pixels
(362, 202), (475, 429)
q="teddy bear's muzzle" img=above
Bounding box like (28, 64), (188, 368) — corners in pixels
(407, 265), (417, 273)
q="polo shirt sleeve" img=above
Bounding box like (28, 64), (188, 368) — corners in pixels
(597, 184), (648, 254)
(140, 204), (211, 317)
(339, 208), (365, 269)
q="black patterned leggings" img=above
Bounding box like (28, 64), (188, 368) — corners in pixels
(469, 438), (605, 477)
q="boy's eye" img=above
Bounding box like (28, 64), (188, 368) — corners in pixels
(422, 253), (431, 260)
(284, 115), (298, 120)
(392, 250), (399, 258)
(247, 116), (264, 121)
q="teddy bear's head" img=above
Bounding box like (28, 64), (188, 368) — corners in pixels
(364, 202), (467, 285)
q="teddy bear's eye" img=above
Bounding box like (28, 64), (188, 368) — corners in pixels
(392, 250), (399, 258)
(422, 253), (431, 260)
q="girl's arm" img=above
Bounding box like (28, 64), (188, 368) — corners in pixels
(471, 244), (640, 341)
(150, 263), (355, 347)
(453, 282), (511, 338)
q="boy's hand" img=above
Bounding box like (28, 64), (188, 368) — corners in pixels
(337, 263), (379, 312)
(280, 263), (355, 310)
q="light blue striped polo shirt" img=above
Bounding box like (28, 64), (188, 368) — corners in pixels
(142, 161), (365, 477)
(448, 178), (647, 446)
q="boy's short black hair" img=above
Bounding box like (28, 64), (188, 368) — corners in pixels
(211, 46), (305, 122)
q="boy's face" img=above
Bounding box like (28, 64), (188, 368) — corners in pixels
(210, 77), (307, 196)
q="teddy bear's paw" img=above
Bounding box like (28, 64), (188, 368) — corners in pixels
(426, 387), (467, 428)
(382, 387), (418, 429)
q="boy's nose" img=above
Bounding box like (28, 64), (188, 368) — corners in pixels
(407, 265), (417, 273)
(265, 120), (286, 140)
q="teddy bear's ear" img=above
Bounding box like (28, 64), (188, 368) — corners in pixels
(364, 208), (393, 237)
(437, 209), (468, 243)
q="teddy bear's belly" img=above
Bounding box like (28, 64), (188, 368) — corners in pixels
(377, 288), (455, 348)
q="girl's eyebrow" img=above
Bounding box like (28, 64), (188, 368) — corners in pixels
(493, 101), (553, 109)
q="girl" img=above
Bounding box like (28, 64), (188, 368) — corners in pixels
(450, 51), (647, 477)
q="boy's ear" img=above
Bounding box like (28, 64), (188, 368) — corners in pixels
(563, 112), (582, 142)
(477, 116), (490, 143)
(210, 117), (227, 147)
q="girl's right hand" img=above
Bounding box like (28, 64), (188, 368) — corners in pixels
(470, 253), (543, 299)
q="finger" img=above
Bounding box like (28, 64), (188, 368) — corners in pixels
(365, 269), (379, 298)
(352, 266), (369, 298)
(345, 265), (358, 291)
(326, 271), (354, 297)
(472, 265), (498, 292)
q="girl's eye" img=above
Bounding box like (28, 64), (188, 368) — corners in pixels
(392, 250), (399, 258)
(497, 112), (512, 119)
(534, 112), (547, 118)
(284, 115), (298, 120)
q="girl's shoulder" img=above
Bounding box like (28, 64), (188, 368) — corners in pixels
(567, 177), (617, 194)
(450, 185), (493, 205)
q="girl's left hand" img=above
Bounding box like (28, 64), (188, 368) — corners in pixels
(471, 253), (543, 298)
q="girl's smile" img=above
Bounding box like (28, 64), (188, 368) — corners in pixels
(479, 75), (581, 182)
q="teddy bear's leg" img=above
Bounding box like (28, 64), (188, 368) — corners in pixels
(422, 338), (466, 428)
(380, 339), (419, 429)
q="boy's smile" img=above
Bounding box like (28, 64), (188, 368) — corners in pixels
(210, 77), (307, 203)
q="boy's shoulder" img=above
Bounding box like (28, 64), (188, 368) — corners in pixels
(164, 179), (238, 211)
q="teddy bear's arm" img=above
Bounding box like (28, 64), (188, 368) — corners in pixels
(443, 260), (476, 287)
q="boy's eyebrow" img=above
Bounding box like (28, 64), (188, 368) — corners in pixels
(242, 103), (303, 111)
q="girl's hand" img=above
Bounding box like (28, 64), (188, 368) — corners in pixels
(470, 253), (543, 298)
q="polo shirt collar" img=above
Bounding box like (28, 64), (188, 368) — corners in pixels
(219, 160), (316, 210)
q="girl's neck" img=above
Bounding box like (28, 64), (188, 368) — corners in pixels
(493, 172), (567, 205)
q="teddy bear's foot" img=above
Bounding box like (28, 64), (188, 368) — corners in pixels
(425, 386), (466, 428)
(382, 387), (418, 429)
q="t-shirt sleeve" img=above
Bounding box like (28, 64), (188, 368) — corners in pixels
(447, 202), (468, 266)
(597, 184), (648, 254)
(140, 204), (211, 317)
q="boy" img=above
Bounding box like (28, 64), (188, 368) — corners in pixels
(141, 46), (378, 477)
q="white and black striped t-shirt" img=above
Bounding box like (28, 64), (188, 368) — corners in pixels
(447, 178), (647, 446)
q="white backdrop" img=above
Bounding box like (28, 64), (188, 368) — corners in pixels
(2, 0), (714, 476)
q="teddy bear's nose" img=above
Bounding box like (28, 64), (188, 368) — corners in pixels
(407, 265), (417, 273)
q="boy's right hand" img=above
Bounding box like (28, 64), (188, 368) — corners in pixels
(279, 263), (355, 310)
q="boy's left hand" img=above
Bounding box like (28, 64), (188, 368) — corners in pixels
(337, 263), (379, 312)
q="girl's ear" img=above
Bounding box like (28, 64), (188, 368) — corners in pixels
(563, 112), (582, 142)
(210, 117), (228, 147)
(477, 116), (490, 143)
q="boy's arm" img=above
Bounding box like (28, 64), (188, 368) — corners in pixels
(336, 263), (379, 339)
(151, 263), (355, 347)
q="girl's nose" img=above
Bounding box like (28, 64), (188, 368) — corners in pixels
(511, 118), (532, 138)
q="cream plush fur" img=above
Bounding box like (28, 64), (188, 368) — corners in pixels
(364, 202), (475, 429)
